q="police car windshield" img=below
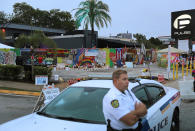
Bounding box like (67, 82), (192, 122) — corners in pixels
(40, 87), (109, 124)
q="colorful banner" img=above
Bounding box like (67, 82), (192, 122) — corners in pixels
(110, 48), (116, 67)
(80, 56), (94, 66)
(57, 57), (63, 63)
(12, 48), (157, 67)
(171, 53), (179, 63)
(0, 51), (16, 65)
(75, 48), (85, 65)
(95, 49), (106, 66)
(85, 49), (99, 56)
(103, 48), (110, 67)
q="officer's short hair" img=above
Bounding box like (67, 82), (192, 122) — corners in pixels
(112, 70), (127, 80)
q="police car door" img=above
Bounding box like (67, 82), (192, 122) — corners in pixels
(132, 83), (169, 131)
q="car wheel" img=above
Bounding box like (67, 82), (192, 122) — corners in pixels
(171, 109), (179, 131)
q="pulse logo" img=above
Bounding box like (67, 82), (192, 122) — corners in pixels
(173, 14), (191, 29)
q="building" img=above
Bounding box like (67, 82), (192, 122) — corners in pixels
(157, 36), (175, 45)
(0, 23), (65, 45)
(116, 32), (132, 39)
(98, 37), (139, 48)
(0, 23), (139, 49)
(50, 30), (98, 49)
(110, 32), (132, 39)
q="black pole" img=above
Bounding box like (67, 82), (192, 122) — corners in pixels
(194, 78), (195, 92)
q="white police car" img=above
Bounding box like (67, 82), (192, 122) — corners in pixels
(0, 79), (180, 131)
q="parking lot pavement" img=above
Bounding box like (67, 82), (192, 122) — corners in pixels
(178, 76), (195, 101)
(180, 101), (195, 131)
(0, 94), (38, 124)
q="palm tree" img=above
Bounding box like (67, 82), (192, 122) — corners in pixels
(74, 0), (111, 47)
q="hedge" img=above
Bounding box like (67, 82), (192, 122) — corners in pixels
(0, 64), (24, 80)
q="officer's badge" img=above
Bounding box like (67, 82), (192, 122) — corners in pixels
(111, 99), (119, 108)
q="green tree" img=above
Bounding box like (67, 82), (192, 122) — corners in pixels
(49, 9), (76, 31)
(33, 9), (50, 27)
(133, 33), (160, 49)
(29, 31), (45, 48)
(149, 37), (166, 49)
(42, 38), (56, 48)
(15, 31), (57, 48)
(74, 0), (111, 46)
(15, 34), (30, 48)
(10, 2), (76, 31)
(133, 33), (151, 48)
(133, 33), (147, 44)
(0, 11), (8, 24)
(11, 2), (34, 25)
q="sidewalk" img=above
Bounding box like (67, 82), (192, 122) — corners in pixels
(178, 76), (195, 101)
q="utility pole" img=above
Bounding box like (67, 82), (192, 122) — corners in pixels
(31, 46), (34, 81)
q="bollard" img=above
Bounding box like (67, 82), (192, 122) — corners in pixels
(190, 60), (192, 75)
(186, 60), (188, 76)
(194, 60), (195, 70)
(173, 63), (175, 80)
(176, 62), (178, 79)
(182, 62), (184, 78)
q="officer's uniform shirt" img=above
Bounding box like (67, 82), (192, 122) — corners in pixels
(103, 85), (141, 130)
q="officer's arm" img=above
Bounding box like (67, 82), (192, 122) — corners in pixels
(135, 102), (147, 117)
(119, 110), (139, 126)
(119, 103), (147, 126)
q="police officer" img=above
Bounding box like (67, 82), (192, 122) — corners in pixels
(103, 70), (147, 131)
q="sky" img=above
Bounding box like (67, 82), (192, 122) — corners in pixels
(1, 0), (195, 39)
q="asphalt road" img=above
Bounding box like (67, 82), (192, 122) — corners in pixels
(0, 94), (38, 124)
(0, 94), (195, 131)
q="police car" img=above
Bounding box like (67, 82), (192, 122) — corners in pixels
(0, 79), (181, 131)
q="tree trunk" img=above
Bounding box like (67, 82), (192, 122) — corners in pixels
(91, 21), (95, 48)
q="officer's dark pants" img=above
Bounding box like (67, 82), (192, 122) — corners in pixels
(107, 119), (142, 131)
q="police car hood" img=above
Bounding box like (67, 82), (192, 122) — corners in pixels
(0, 113), (106, 131)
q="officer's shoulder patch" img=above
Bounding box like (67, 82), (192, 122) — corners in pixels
(111, 99), (119, 108)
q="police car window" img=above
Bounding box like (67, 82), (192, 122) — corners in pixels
(41, 87), (109, 124)
(133, 88), (150, 108)
(146, 86), (165, 104)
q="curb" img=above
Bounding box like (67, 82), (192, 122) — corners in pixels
(0, 89), (40, 96)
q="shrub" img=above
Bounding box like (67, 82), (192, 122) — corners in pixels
(0, 65), (24, 80)
(32, 66), (52, 81)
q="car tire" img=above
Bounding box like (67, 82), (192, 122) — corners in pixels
(171, 109), (179, 131)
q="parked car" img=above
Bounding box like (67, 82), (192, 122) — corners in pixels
(0, 79), (181, 131)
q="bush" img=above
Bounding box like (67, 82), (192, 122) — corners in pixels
(32, 66), (52, 81)
(0, 65), (24, 80)
(24, 71), (32, 81)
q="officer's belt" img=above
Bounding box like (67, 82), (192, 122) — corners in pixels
(107, 119), (141, 131)
(107, 127), (139, 131)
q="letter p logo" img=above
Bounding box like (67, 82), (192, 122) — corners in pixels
(173, 14), (191, 29)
